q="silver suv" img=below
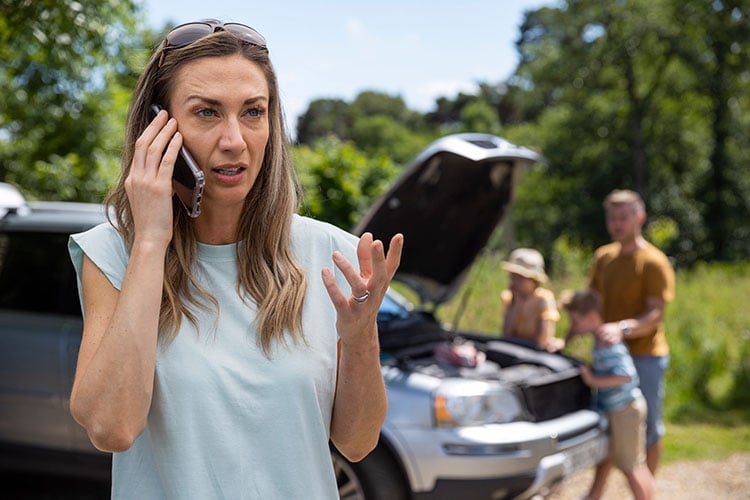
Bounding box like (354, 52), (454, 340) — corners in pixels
(0, 134), (607, 499)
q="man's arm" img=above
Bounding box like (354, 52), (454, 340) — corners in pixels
(595, 296), (666, 346)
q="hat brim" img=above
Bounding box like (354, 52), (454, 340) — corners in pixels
(502, 262), (548, 283)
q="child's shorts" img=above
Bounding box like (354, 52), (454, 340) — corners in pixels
(608, 396), (647, 472)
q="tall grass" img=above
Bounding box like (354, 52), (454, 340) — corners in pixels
(428, 249), (750, 458)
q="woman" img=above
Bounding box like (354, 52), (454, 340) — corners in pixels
(68, 19), (403, 499)
(500, 248), (563, 352)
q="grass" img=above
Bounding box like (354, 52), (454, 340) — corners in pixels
(416, 249), (750, 463)
(664, 413), (750, 462)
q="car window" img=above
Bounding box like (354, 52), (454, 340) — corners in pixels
(0, 232), (80, 316)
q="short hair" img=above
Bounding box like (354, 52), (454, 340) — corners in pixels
(603, 189), (645, 214)
(560, 289), (602, 316)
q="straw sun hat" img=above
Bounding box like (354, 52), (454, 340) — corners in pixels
(502, 248), (548, 283)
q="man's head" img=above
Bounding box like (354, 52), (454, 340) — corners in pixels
(560, 289), (603, 337)
(603, 189), (646, 245)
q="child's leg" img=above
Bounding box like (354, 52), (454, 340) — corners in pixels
(586, 457), (613, 500)
(611, 397), (651, 499)
(624, 464), (654, 500)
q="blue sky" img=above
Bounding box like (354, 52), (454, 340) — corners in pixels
(138, 0), (555, 129)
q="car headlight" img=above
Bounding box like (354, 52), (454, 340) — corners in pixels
(433, 379), (523, 427)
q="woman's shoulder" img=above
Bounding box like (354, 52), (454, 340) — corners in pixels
(71, 222), (124, 251)
(291, 214), (358, 246)
(68, 222), (129, 289)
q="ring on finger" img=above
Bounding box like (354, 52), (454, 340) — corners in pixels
(352, 290), (370, 304)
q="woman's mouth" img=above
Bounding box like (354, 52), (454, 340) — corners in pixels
(213, 167), (245, 176)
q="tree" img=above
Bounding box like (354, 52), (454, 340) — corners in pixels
(507, 0), (750, 266)
(0, 0), (147, 202)
(295, 98), (352, 145)
(667, 0), (750, 261)
(293, 138), (399, 230)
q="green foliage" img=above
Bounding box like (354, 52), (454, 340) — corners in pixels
(664, 261), (750, 417)
(507, 0), (750, 266)
(664, 417), (750, 462)
(457, 100), (503, 136)
(295, 98), (351, 146)
(293, 137), (399, 230)
(0, 0), (149, 202)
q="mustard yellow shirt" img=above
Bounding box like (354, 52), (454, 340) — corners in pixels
(589, 241), (675, 357)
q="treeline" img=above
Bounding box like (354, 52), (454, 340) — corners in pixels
(1, 0), (748, 268)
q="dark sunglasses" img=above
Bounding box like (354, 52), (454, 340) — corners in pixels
(160, 19), (267, 56)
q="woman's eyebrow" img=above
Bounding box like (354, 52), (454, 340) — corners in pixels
(185, 95), (268, 106)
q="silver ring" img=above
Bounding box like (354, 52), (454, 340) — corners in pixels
(352, 290), (370, 304)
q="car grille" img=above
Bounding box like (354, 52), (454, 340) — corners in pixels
(519, 369), (591, 421)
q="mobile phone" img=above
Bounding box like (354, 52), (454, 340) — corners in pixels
(150, 104), (205, 218)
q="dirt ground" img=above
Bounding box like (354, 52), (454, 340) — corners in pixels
(547, 452), (750, 500)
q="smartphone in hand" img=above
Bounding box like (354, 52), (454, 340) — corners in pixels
(150, 104), (205, 218)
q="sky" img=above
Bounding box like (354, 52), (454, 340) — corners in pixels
(138, 0), (555, 130)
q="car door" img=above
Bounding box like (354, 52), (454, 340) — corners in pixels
(0, 230), (81, 451)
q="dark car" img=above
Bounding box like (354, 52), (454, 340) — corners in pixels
(0, 134), (606, 500)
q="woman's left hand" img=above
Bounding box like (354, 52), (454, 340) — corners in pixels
(321, 232), (404, 347)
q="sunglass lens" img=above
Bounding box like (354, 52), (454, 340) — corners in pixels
(166, 23), (213, 48)
(223, 23), (267, 47)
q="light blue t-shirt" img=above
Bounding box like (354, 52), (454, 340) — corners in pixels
(591, 342), (643, 413)
(69, 215), (359, 500)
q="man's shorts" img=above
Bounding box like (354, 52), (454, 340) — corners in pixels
(633, 355), (669, 447)
(608, 396), (647, 472)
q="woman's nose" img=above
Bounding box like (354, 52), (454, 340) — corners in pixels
(218, 117), (246, 152)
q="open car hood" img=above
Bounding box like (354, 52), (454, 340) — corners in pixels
(353, 133), (542, 306)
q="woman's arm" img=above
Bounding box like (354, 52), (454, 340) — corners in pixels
(70, 111), (181, 452)
(322, 232), (403, 462)
(71, 245), (166, 452)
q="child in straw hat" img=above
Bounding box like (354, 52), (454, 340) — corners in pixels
(500, 248), (564, 352)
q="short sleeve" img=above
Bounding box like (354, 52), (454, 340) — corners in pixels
(68, 223), (130, 312)
(644, 250), (675, 304)
(536, 288), (560, 322)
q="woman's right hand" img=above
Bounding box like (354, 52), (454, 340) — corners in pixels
(124, 109), (183, 248)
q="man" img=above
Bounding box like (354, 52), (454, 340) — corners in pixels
(588, 189), (675, 481)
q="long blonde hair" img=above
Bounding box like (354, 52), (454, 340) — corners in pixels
(106, 30), (307, 355)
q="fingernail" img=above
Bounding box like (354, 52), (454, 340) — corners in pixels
(332, 251), (343, 261)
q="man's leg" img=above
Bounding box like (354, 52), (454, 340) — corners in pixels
(633, 355), (669, 474)
(646, 438), (663, 474)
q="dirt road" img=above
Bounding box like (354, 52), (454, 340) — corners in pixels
(548, 452), (750, 500)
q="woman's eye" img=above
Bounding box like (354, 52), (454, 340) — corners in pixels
(245, 107), (265, 118)
(196, 108), (216, 117)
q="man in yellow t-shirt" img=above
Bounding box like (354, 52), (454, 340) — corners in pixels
(586, 189), (675, 499)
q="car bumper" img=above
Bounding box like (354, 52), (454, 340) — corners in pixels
(384, 410), (608, 499)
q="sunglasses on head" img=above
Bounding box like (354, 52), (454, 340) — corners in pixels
(160, 19), (268, 56)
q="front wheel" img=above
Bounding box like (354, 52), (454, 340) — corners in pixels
(332, 442), (410, 500)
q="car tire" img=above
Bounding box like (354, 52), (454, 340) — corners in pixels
(332, 442), (410, 500)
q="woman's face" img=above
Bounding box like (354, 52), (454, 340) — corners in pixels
(168, 54), (270, 212)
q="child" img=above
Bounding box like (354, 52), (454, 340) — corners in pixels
(500, 248), (564, 352)
(561, 289), (654, 500)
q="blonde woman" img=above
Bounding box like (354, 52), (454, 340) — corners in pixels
(68, 19), (402, 499)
